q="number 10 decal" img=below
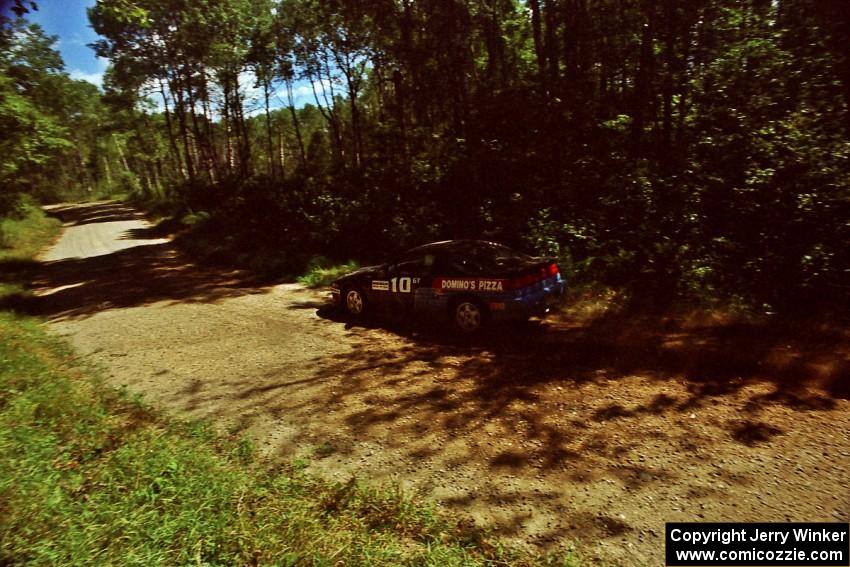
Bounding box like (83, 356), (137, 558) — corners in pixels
(390, 277), (413, 293)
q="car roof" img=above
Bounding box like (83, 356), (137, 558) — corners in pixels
(404, 239), (510, 255)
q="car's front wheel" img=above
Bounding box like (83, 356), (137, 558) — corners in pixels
(344, 288), (366, 316)
(453, 299), (485, 333)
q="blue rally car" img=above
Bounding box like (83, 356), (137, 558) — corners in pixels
(330, 240), (565, 332)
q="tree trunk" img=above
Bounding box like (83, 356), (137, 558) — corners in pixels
(544, 0), (559, 91)
(232, 73), (251, 175)
(103, 155), (112, 188)
(285, 79), (308, 168)
(170, 72), (196, 182)
(263, 73), (275, 178)
(200, 70), (219, 180)
(113, 134), (130, 173)
(630, 1), (655, 158)
(277, 126), (285, 173)
(660, 0), (675, 171)
(158, 77), (184, 179)
(184, 63), (213, 182)
(222, 76), (234, 173)
(529, 0), (547, 92)
(310, 62), (344, 166)
(152, 158), (163, 197)
(338, 52), (363, 167)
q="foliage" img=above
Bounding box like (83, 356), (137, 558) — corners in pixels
(0, 195), (61, 261)
(297, 256), (360, 288)
(4, 0), (850, 312)
(0, 196), (61, 307)
(0, 19), (132, 204)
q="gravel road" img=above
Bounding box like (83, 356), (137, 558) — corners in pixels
(34, 202), (850, 566)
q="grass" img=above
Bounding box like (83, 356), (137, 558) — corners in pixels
(0, 199), (61, 306)
(0, 316), (562, 565)
(0, 204), (574, 566)
(0, 199), (61, 264)
(297, 257), (361, 288)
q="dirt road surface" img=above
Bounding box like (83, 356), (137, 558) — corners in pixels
(33, 202), (850, 565)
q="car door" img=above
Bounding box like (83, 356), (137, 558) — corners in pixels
(386, 252), (434, 315)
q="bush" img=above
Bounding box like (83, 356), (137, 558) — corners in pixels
(0, 196), (60, 259)
(180, 210), (210, 226)
(297, 256), (360, 288)
(115, 170), (142, 198)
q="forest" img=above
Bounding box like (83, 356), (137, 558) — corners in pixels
(2, 0), (848, 314)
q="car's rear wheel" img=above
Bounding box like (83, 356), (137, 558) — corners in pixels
(344, 288), (366, 316)
(453, 299), (485, 333)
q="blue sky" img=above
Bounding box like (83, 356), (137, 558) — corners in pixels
(26, 0), (107, 87)
(9, 0), (330, 108)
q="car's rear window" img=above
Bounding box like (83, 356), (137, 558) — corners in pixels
(447, 241), (533, 274)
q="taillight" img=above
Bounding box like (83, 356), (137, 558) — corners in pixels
(507, 274), (533, 290)
(507, 263), (559, 291)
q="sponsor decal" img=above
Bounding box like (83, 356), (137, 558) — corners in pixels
(373, 278), (421, 293)
(390, 276), (419, 293)
(433, 278), (506, 292)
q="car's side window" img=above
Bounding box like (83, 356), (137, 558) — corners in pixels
(392, 252), (440, 277)
(392, 257), (425, 276)
(433, 256), (470, 278)
(430, 254), (456, 276)
(439, 256), (474, 276)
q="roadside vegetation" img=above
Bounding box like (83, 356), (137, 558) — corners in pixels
(0, 204), (570, 567)
(0, 196), (61, 263)
(0, 196), (61, 306)
(3, 1), (847, 316)
(298, 257), (361, 288)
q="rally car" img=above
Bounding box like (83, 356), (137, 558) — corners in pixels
(330, 240), (565, 332)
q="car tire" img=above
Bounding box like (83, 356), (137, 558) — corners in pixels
(343, 288), (366, 316)
(452, 298), (486, 333)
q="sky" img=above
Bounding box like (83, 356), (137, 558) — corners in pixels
(24, 0), (107, 87)
(9, 0), (326, 109)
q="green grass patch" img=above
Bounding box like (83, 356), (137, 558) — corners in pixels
(0, 313), (574, 566)
(298, 257), (360, 288)
(0, 198), (61, 264)
(0, 198), (61, 309)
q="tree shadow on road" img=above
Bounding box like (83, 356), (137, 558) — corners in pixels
(317, 305), (849, 409)
(286, 307), (850, 544)
(3, 202), (275, 320)
(25, 243), (273, 320)
(45, 201), (148, 227)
